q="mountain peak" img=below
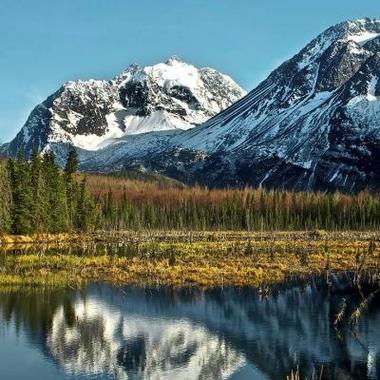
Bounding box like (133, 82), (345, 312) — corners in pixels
(166, 55), (184, 64)
(320, 18), (380, 46)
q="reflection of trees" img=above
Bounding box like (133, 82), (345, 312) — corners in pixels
(117, 336), (147, 374)
(0, 275), (378, 380)
(0, 288), (77, 340)
(203, 276), (380, 380)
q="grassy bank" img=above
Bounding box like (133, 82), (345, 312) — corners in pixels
(0, 230), (379, 288)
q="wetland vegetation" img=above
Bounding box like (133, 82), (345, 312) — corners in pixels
(1, 230), (380, 289)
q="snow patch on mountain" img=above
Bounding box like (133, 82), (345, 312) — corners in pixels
(346, 31), (380, 45)
(124, 56), (201, 90)
(346, 75), (380, 135)
(297, 35), (334, 70)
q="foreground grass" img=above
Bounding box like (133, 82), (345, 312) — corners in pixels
(0, 230), (379, 288)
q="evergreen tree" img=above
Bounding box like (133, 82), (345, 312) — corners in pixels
(64, 148), (78, 179)
(104, 189), (117, 230)
(8, 153), (34, 235)
(42, 152), (68, 233)
(75, 177), (95, 232)
(64, 148), (79, 229)
(117, 192), (129, 230)
(0, 160), (11, 234)
(30, 151), (49, 233)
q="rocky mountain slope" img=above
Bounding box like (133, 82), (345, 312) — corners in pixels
(146, 18), (380, 192)
(6, 56), (245, 160)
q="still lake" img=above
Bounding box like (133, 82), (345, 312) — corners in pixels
(0, 274), (379, 380)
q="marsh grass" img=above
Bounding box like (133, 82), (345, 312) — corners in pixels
(0, 230), (380, 288)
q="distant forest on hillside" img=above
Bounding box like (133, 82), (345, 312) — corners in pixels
(1, 151), (380, 235)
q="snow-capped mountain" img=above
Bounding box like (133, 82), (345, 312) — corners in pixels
(6, 56), (245, 159)
(147, 18), (380, 192)
(7, 18), (380, 192)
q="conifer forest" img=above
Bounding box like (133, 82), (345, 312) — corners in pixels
(2, 150), (380, 235)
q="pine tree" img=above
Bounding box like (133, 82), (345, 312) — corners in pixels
(64, 148), (79, 229)
(75, 177), (95, 232)
(64, 148), (78, 180)
(0, 160), (11, 234)
(8, 154), (34, 235)
(30, 151), (49, 233)
(118, 192), (129, 230)
(42, 152), (68, 233)
(104, 189), (117, 230)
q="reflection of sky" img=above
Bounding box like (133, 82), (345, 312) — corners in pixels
(0, 321), (67, 380)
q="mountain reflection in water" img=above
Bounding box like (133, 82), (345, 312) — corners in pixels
(0, 274), (379, 380)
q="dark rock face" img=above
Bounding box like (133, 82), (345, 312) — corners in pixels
(169, 85), (201, 111)
(53, 81), (119, 136)
(315, 41), (371, 91)
(119, 80), (155, 114)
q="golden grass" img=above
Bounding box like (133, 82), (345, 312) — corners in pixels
(0, 233), (93, 245)
(0, 230), (379, 288)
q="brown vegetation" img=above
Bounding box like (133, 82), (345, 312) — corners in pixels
(1, 230), (379, 288)
(84, 173), (380, 231)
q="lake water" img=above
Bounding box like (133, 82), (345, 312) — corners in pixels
(0, 274), (379, 380)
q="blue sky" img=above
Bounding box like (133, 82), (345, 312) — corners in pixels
(1, 0), (379, 142)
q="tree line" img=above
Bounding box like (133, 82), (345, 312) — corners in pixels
(93, 179), (380, 231)
(2, 151), (380, 235)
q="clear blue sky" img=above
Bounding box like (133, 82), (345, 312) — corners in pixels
(1, 0), (379, 142)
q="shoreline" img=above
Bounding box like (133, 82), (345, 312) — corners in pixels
(2, 228), (380, 244)
(0, 230), (379, 288)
